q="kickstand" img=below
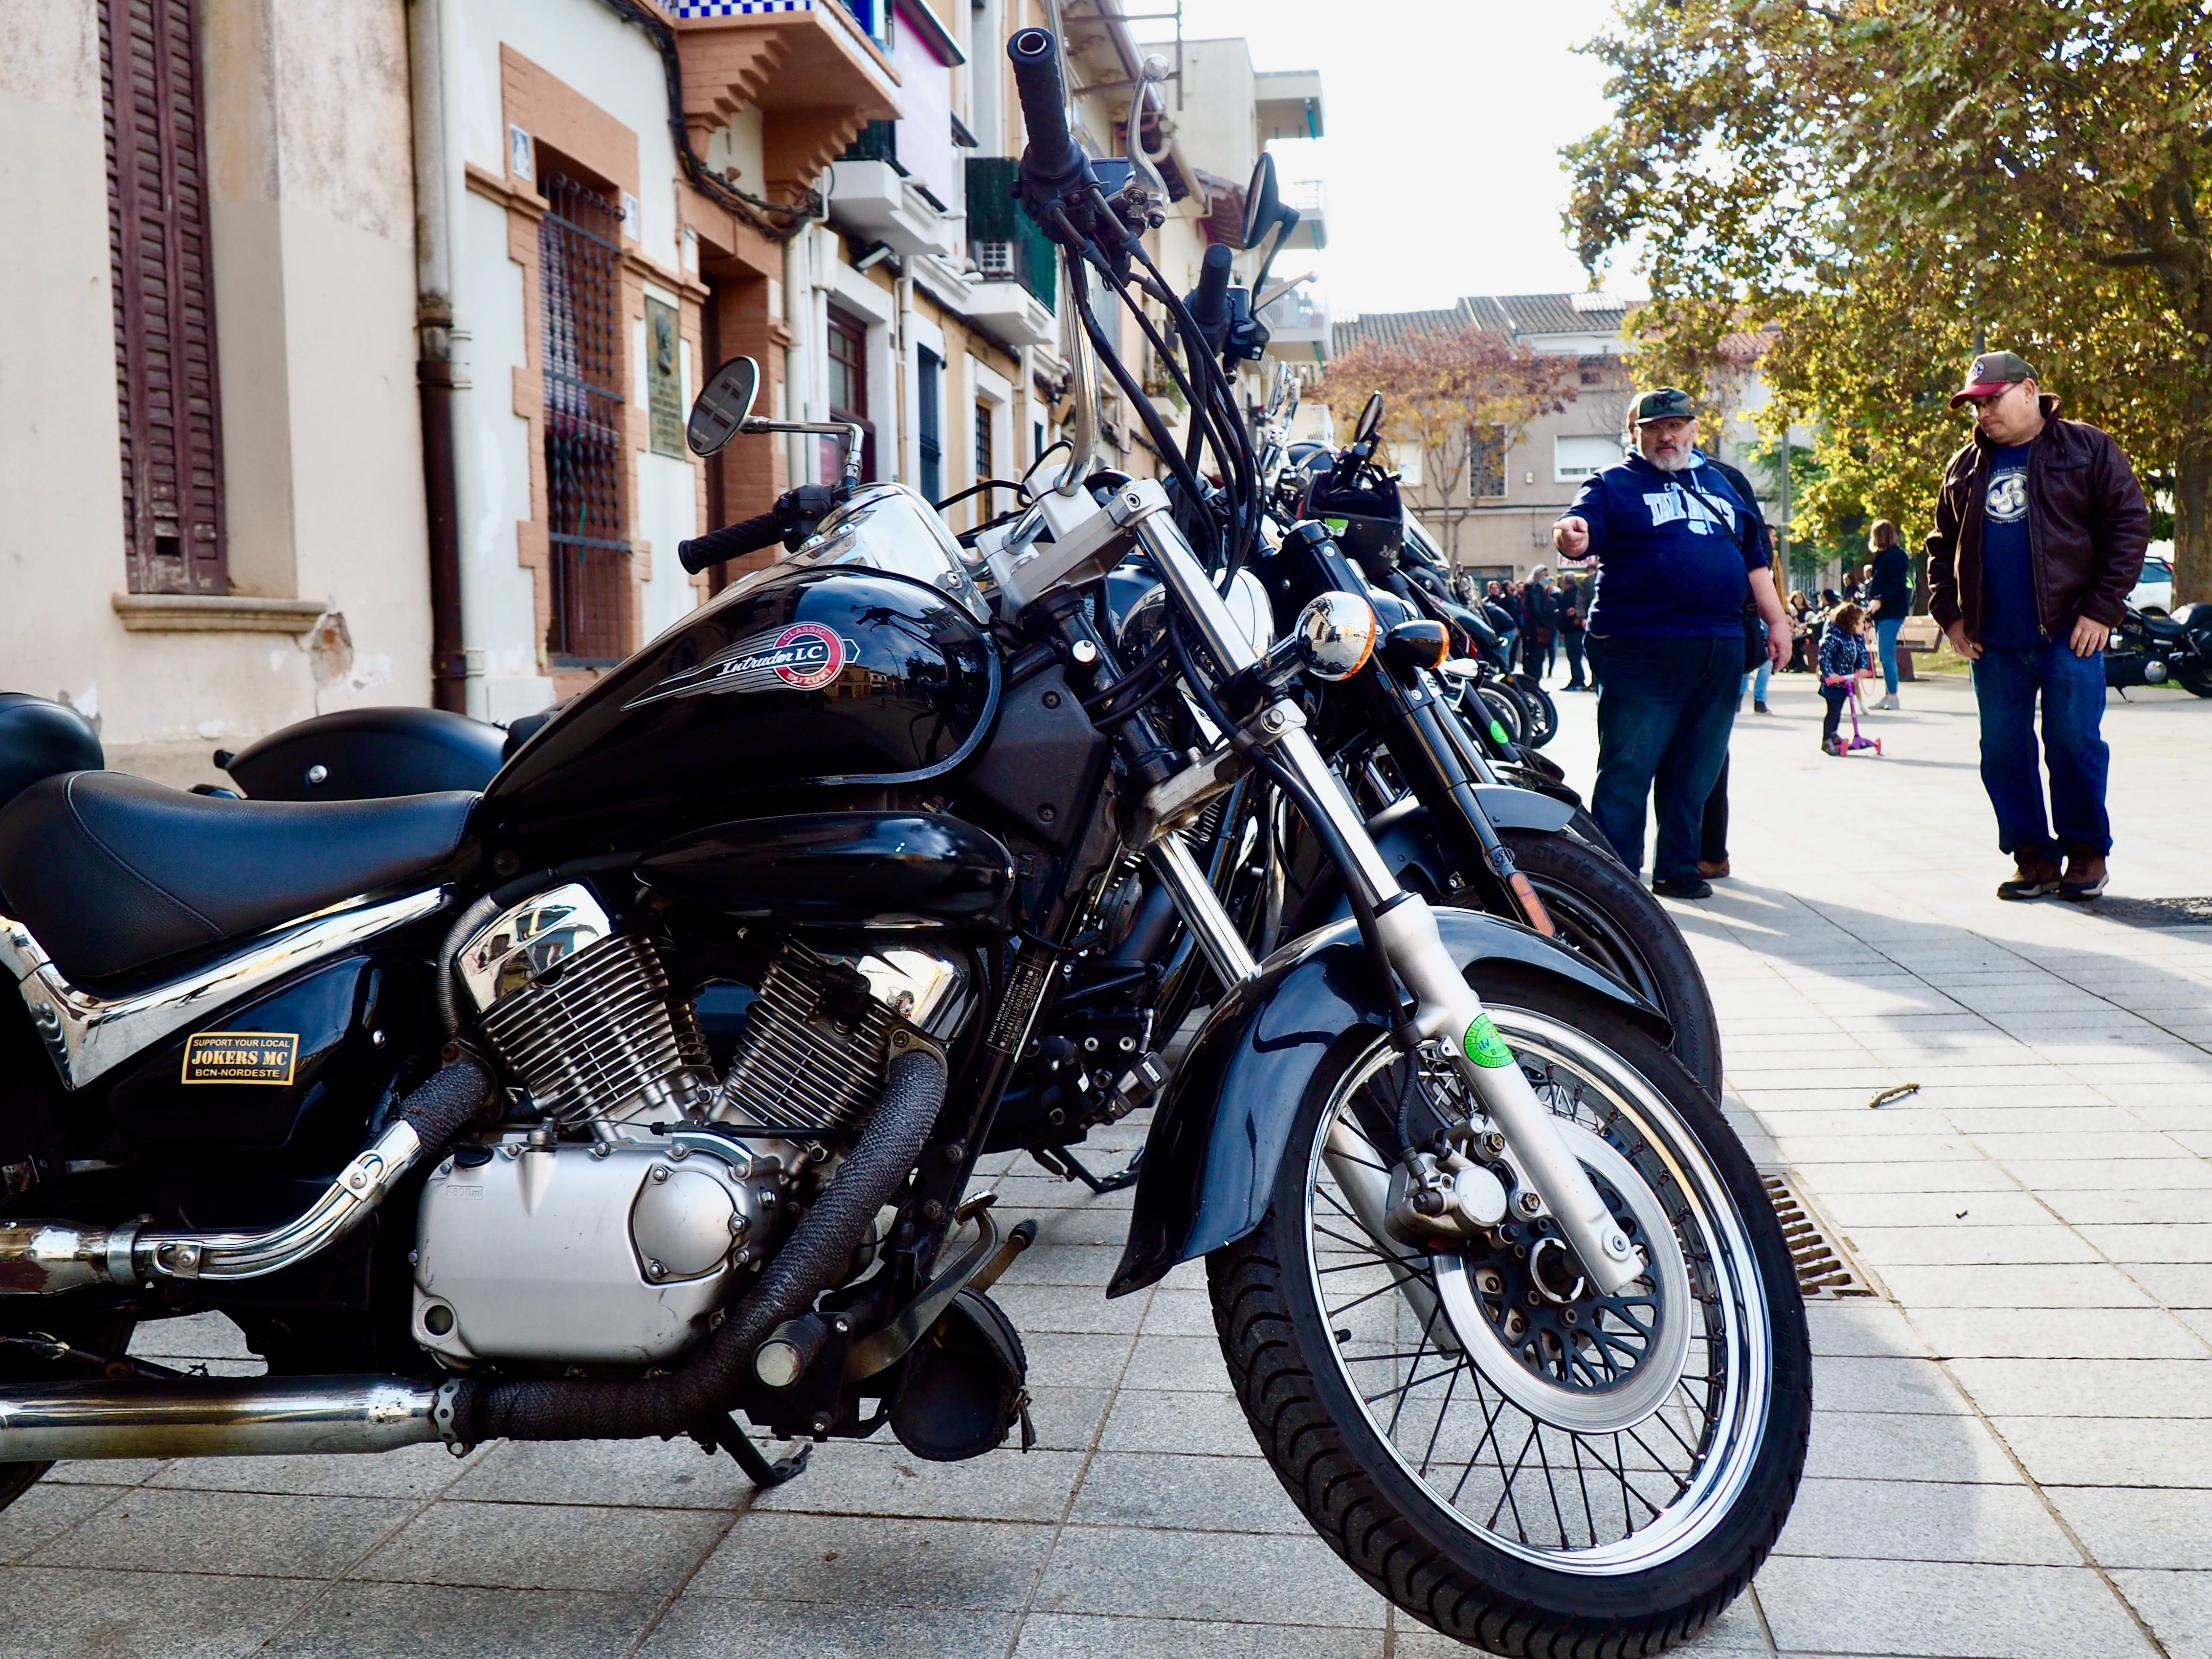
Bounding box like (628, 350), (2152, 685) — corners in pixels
(709, 1414), (812, 1487)
(1030, 1145), (1143, 1194)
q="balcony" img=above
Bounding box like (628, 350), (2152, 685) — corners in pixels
(1258, 284), (1330, 364)
(1277, 177), (1327, 251)
(827, 125), (958, 257)
(669, 0), (902, 193)
(959, 157), (1056, 348)
(962, 278), (1056, 349)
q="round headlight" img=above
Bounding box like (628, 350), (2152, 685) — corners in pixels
(1294, 591), (1379, 682)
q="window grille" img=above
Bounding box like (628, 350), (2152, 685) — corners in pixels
(1469, 426), (1507, 500)
(974, 241), (1015, 279)
(539, 170), (629, 666)
(103, 0), (226, 595)
(826, 308), (875, 483)
(974, 400), (994, 481)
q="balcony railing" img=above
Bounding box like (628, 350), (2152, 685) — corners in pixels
(966, 157), (1055, 313)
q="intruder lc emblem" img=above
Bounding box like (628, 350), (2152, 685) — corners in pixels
(625, 621), (854, 708)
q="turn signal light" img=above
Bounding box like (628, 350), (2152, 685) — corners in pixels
(1383, 619), (1451, 675)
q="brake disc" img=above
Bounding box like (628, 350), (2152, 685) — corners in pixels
(1432, 1118), (1694, 1435)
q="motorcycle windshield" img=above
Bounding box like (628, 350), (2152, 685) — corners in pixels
(717, 484), (991, 625)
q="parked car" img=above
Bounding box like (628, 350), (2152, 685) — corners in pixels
(2131, 554), (2174, 612)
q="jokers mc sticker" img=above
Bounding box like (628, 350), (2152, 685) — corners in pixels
(182, 1031), (300, 1085)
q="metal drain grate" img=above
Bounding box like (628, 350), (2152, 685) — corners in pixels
(1765, 1174), (1876, 1300)
(2093, 895), (2212, 930)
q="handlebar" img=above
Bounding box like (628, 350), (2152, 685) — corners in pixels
(678, 511), (786, 574)
(1008, 30), (1083, 193)
(1187, 244), (1232, 356)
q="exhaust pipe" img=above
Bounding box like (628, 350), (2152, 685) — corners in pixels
(0, 1374), (446, 1462)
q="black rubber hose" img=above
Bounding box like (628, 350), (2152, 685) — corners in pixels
(447, 1046), (947, 1446)
(679, 510), (786, 574)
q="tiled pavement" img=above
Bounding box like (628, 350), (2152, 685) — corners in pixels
(4, 670), (2208, 1656)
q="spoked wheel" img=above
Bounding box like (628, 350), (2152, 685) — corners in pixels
(1488, 828), (1724, 1098)
(1473, 683), (1528, 749)
(1209, 968), (1809, 1656)
(1508, 674), (1559, 748)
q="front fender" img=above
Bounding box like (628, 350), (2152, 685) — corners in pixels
(1106, 906), (1670, 1297)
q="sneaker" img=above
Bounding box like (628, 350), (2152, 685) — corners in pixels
(1822, 736), (1845, 756)
(1876, 694), (1900, 711)
(2060, 849), (2109, 901)
(1754, 701), (1771, 714)
(1651, 874), (1714, 899)
(1997, 856), (2062, 901)
(1696, 858), (1731, 879)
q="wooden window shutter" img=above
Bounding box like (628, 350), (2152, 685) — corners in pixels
(102, 0), (226, 595)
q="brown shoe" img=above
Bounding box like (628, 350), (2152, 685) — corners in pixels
(1696, 858), (1731, 879)
(1997, 854), (2061, 901)
(2060, 848), (2109, 901)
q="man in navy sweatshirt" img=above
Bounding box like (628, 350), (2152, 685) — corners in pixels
(1553, 388), (1790, 898)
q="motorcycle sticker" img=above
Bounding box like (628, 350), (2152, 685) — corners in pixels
(182, 1031), (300, 1085)
(626, 622), (854, 708)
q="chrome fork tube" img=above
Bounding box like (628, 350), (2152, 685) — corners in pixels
(1133, 514), (1638, 1298)
(1148, 835), (1258, 986)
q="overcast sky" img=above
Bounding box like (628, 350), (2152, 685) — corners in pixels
(1132, 0), (1630, 317)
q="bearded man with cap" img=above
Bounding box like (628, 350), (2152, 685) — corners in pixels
(1553, 388), (1789, 899)
(1928, 351), (2148, 901)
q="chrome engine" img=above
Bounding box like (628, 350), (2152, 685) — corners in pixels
(414, 883), (968, 1368)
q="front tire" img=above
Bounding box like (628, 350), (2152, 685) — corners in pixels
(1490, 828), (1724, 1098)
(1208, 968), (1810, 1656)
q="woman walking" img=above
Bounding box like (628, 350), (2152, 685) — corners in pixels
(1865, 519), (1912, 709)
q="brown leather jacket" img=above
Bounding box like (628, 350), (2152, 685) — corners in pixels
(1925, 397), (2149, 641)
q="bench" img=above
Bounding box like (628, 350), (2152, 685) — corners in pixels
(1892, 615), (1941, 681)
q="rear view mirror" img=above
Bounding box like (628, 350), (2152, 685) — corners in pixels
(1355, 392), (1384, 444)
(1242, 153), (1281, 251)
(687, 356), (762, 457)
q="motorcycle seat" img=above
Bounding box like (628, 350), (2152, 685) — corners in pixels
(2141, 613), (2185, 639)
(0, 771), (475, 984)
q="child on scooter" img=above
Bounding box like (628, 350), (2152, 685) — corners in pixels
(1819, 603), (1877, 756)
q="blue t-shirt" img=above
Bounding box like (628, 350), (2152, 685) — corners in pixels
(1567, 454), (1767, 639)
(1979, 443), (2039, 647)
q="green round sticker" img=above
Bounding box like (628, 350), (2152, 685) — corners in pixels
(1464, 1014), (1513, 1068)
(1488, 720), (1511, 745)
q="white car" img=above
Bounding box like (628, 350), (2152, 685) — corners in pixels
(2131, 554), (2174, 612)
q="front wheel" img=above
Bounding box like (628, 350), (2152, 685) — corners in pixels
(1208, 967), (1810, 1656)
(1489, 827), (1723, 1098)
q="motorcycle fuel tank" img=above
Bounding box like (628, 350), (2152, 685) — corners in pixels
(484, 567), (999, 839)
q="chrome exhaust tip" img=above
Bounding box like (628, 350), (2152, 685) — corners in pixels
(0, 1375), (444, 1463)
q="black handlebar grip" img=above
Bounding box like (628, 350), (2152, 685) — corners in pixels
(1188, 243), (1233, 349)
(1008, 29), (1082, 189)
(678, 511), (785, 574)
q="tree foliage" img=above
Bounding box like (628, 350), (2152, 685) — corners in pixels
(1320, 325), (1564, 560)
(1565, 0), (2212, 601)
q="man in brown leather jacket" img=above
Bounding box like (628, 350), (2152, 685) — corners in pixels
(1926, 351), (2148, 900)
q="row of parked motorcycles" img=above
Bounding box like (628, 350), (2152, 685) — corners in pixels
(0, 30), (1809, 1657)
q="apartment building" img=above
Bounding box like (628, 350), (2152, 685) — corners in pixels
(0, 0), (1319, 773)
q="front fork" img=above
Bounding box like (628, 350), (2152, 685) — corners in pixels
(1130, 512), (1640, 1298)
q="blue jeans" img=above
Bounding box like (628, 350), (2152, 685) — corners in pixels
(1874, 617), (1904, 695)
(1589, 635), (1742, 881)
(1971, 643), (2111, 859)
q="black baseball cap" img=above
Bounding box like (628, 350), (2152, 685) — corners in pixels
(1949, 351), (2038, 409)
(1631, 387), (1697, 425)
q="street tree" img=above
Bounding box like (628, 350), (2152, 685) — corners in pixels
(1321, 323), (1563, 563)
(1564, 0), (2212, 602)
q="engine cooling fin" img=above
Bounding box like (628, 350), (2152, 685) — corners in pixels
(477, 932), (712, 1127)
(718, 943), (897, 1137)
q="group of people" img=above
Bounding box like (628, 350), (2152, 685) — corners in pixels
(1477, 572), (1595, 691)
(1549, 350), (2148, 903)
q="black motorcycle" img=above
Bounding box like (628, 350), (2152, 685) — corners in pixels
(0, 34), (1809, 1655)
(2107, 602), (2212, 697)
